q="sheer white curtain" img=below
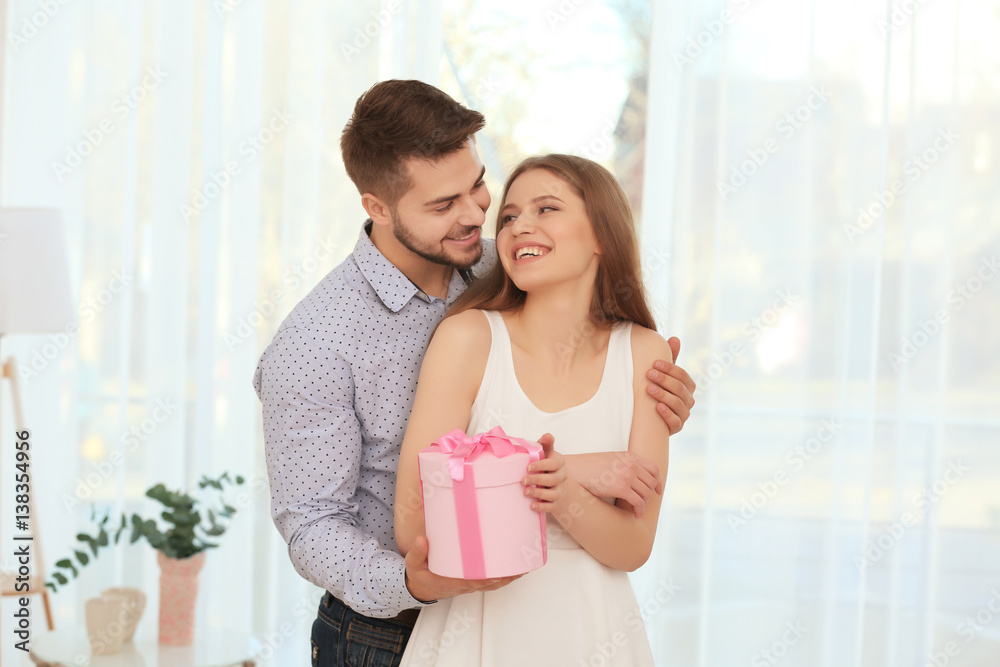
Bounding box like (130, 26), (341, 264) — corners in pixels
(3, 0), (998, 666)
(0, 0), (442, 663)
(636, 0), (1000, 665)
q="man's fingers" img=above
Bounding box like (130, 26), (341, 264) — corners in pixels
(666, 362), (696, 397)
(667, 336), (680, 363)
(472, 575), (521, 592)
(646, 373), (690, 405)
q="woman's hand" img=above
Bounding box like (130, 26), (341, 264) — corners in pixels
(521, 433), (567, 512)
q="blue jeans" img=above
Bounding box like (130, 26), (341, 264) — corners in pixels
(311, 592), (417, 667)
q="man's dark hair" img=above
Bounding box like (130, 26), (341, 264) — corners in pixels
(340, 79), (486, 207)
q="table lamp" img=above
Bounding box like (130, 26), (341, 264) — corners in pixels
(0, 207), (76, 631)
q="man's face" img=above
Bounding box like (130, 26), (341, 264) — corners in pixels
(390, 140), (491, 271)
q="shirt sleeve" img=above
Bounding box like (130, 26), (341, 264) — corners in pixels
(254, 326), (429, 617)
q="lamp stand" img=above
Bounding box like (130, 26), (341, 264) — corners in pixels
(0, 333), (55, 630)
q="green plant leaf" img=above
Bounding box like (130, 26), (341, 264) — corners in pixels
(97, 529), (109, 546)
(53, 572), (68, 585)
(56, 559), (72, 568)
(45, 582), (57, 593)
(235, 475), (244, 484)
(75, 550), (89, 566)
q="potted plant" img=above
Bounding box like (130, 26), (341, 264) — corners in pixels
(47, 472), (245, 645)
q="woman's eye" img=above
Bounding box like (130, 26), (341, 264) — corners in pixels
(501, 214), (517, 226)
(538, 206), (556, 214)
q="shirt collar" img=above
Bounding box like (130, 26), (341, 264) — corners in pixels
(354, 220), (461, 313)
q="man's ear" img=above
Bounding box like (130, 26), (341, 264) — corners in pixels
(362, 193), (392, 227)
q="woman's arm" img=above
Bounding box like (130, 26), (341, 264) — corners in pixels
(394, 309), (491, 557)
(522, 325), (672, 571)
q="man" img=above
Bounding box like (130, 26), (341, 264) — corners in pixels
(254, 79), (696, 666)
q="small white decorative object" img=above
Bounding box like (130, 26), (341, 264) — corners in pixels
(101, 586), (147, 642)
(85, 596), (127, 655)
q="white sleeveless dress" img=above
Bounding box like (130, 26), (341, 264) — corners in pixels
(399, 310), (655, 667)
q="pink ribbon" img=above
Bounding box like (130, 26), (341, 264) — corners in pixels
(430, 426), (544, 579)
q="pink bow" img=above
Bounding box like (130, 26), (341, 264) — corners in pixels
(433, 426), (542, 481)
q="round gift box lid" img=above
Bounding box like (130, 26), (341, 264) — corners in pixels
(418, 448), (531, 488)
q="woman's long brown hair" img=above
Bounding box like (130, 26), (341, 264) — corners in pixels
(448, 154), (657, 331)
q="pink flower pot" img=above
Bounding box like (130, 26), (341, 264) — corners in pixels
(157, 551), (205, 645)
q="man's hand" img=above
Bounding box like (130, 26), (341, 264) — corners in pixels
(647, 336), (696, 435)
(565, 452), (661, 518)
(404, 536), (521, 602)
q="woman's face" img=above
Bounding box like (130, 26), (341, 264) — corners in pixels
(496, 168), (601, 293)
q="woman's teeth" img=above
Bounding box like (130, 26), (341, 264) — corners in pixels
(515, 246), (550, 260)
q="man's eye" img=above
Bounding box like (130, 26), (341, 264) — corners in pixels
(473, 180), (485, 190)
(436, 201), (454, 214)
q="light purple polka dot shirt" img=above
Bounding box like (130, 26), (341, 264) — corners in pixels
(254, 221), (496, 618)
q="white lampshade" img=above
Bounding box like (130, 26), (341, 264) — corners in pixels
(0, 208), (75, 334)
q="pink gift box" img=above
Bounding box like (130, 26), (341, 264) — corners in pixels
(418, 426), (547, 579)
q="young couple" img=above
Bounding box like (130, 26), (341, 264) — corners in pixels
(255, 80), (696, 667)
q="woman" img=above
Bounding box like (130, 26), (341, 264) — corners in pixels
(394, 154), (671, 666)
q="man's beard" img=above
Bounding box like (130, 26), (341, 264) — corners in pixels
(390, 211), (483, 271)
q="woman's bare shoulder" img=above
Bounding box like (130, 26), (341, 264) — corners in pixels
(429, 309), (493, 359)
(628, 322), (674, 366)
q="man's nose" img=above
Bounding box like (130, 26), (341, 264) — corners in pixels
(457, 195), (486, 228)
